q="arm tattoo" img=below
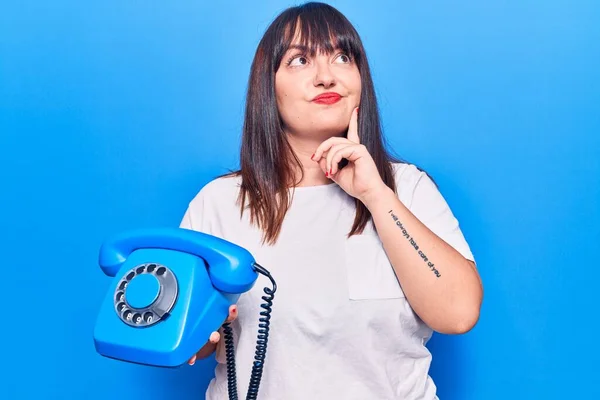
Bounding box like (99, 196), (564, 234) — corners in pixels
(389, 210), (441, 278)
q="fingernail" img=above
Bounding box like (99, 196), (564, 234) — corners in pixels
(311, 153), (315, 160)
(232, 305), (237, 313)
(329, 167), (332, 175)
(325, 171), (329, 177)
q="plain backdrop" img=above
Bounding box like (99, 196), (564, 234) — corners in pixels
(1, 1), (598, 399)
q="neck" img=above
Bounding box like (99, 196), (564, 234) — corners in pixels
(286, 132), (331, 187)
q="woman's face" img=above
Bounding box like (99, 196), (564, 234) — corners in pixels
(275, 39), (361, 141)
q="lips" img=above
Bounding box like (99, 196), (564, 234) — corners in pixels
(312, 92), (342, 105)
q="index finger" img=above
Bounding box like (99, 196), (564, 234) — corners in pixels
(346, 107), (359, 144)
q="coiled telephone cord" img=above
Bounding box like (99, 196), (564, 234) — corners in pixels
(222, 263), (276, 400)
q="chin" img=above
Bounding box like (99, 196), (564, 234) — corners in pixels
(310, 124), (346, 138)
(286, 112), (348, 138)
(315, 118), (347, 134)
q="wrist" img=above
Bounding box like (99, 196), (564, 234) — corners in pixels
(360, 182), (394, 209)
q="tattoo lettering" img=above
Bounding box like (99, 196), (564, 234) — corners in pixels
(388, 210), (441, 278)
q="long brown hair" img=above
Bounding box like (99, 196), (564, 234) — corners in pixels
(221, 2), (406, 245)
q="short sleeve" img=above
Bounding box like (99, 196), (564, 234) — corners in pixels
(408, 170), (475, 263)
(179, 207), (193, 230)
(178, 189), (209, 233)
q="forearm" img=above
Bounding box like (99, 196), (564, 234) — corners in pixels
(362, 186), (483, 334)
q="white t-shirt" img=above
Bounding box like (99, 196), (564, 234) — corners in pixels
(179, 162), (475, 400)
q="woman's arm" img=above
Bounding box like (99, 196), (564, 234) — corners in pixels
(362, 185), (483, 335)
(311, 108), (482, 333)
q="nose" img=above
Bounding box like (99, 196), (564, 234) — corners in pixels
(313, 58), (336, 89)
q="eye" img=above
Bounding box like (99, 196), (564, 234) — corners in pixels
(334, 53), (352, 64)
(287, 55), (308, 66)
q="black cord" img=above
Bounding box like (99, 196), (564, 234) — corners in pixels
(223, 262), (277, 400)
(222, 322), (238, 400)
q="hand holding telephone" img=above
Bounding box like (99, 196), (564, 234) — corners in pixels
(93, 227), (276, 400)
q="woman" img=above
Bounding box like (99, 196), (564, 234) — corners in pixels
(180, 2), (483, 399)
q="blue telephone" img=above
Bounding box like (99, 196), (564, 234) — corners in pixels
(93, 227), (276, 400)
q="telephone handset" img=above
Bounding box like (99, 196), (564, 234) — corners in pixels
(93, 227), (276, 400)
(97, 227), (258, 293)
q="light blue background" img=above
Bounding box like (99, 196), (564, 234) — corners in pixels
(1, 1), (598, 399)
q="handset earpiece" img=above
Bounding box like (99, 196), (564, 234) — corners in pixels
(98, 227), (257, 293)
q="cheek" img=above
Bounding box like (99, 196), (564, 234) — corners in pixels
(354, 82), (362, 99)
(275, 82), (294, 110)
(277, 92), (299, 121)
(344, 70), (362, 101)
(351, 79), (362, 99)
(276, 88), (307, 122)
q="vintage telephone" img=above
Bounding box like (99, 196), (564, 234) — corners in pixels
(93, 227), (276, 400)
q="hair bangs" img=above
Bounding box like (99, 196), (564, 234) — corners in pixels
(274, 4), (363, 70)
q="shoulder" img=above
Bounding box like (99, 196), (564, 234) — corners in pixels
(389, 161), (431, 208)
(389, 162), (475, 261)
(390, 161), (425, 186)
(187, 173), (242, 209)
(180, 173), (242, 231)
